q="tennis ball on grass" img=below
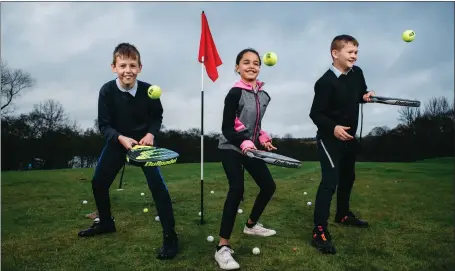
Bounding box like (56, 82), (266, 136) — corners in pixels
(263, 52), (278, 66)
(148, 85), (162, 99)
(402, 30), (415, 42)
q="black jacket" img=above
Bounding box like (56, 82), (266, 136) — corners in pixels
(309, 65), (368, 140)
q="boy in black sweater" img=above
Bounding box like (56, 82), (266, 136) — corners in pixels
(78, 43), (178, 260)
(309, 35), (375, 254)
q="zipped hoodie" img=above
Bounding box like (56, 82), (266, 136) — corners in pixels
(218, 79), (272, 153)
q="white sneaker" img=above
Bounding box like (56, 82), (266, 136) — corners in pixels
(243, 222), (276, 237)
(214, 246), (240, 270)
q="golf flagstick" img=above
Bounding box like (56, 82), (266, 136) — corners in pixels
(198, 11), (222, 225)
(200, 55), (205, 225)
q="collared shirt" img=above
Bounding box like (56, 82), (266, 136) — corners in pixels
(116, 78), (138, 96)
(329, 64), (353, 78)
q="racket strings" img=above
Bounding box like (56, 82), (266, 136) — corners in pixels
(129, 148), (176, 161)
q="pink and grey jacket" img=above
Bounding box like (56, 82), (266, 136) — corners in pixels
(218, 80), (272, 153)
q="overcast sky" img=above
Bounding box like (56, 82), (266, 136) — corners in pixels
(1, 2), (454, 138)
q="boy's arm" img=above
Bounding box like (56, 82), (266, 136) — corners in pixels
(221, 88), (252, 148)
(98, 86), (121, 143)
(309, 79), (337, 136)
(147, 98), (164, 137)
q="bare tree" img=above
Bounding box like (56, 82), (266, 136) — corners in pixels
(27, 99), (69, 137)
(1, 60), (36, 112)
(93, 118), (101, 134)
(423, 96), (452, 117)
(398, 106), (421, 127)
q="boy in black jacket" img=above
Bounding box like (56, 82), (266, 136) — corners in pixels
(78, 43), (178, 260)
(309, 35), (375, 254)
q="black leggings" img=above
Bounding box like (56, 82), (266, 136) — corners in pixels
(219, 149), (276, 239)
(92, 141), (176, 234)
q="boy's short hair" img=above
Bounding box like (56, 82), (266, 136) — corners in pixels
(330, 35), (359, 52)
(112, 43), (142, 66)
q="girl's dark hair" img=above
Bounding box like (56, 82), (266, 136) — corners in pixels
(235, 48), (261, 66)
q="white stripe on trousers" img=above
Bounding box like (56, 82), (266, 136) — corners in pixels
(320, 139), (335, 168)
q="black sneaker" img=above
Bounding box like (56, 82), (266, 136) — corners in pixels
(78, 217), (116, 237)
(157, 231), (179, 260)
(335, 211), (369, 228)
(311, 226), (336, 254)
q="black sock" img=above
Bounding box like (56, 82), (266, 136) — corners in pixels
(246, 221), (256, 228)
(217, 245), (231, 251)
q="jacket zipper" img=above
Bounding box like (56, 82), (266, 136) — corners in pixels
(252, 84), (261, 143)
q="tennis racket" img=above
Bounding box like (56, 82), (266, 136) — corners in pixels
(126, 145), (179, 167)
(370, 96), (421, 107)
(245, 149), (302, 168)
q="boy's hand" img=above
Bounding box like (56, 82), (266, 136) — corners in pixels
(334, 125), (354, 141)
(139, 133), (154, 146)
(363, 91), (375, 102)
(118, 135), (139, 150)
(262, 141), (277, 151)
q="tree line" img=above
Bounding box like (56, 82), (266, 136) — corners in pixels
(1, 61), (454, 171)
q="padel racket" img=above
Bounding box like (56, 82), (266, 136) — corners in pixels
(126, 145), (179, 167)
(370, 96), (421, 107)
(245, 149), (302, 168)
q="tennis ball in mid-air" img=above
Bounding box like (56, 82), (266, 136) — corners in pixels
(263, 52), (278, 66)
(143, 208), (149, 213)
(402, 30), (415, 42)
(148, 85), (162, 99)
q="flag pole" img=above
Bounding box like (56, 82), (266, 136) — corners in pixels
(200, 55), (205, 225)
(198, 10), (222, 225)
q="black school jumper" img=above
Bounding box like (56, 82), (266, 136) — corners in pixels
(93, 79), (176, 235)
(309, 65), (368, 228)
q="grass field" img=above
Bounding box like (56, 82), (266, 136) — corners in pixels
(2, 158), (454, 271)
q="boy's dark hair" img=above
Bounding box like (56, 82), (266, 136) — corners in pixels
(112, 43), (142, 66)
(236, 48), (261, 66)
(330, 35), (359, 52)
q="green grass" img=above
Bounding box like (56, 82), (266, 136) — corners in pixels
(2, 158), (454, 271)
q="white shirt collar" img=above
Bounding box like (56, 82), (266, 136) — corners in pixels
(330, 65), (353, 78)
(116, 78), (138, 96)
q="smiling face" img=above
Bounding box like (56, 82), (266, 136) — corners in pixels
(332, 42), (358, 71)
(110, 43), (142, 90)
(111, 55), (142, 89)
(236, 51), (261, 83)
(330, 35), (359, 73)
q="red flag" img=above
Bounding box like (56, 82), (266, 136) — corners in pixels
(198, 11), (222, 82)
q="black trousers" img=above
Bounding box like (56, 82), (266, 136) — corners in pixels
(313, 136), (357, 228)
(92, 141), (176, 234)
(219, 149), (276, 239)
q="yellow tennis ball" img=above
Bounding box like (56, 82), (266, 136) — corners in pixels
(402, 30), (415, 42)
(263, 52), (278, 66)
(143, 208), (149, 213)
(148, 85), (162, 99)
